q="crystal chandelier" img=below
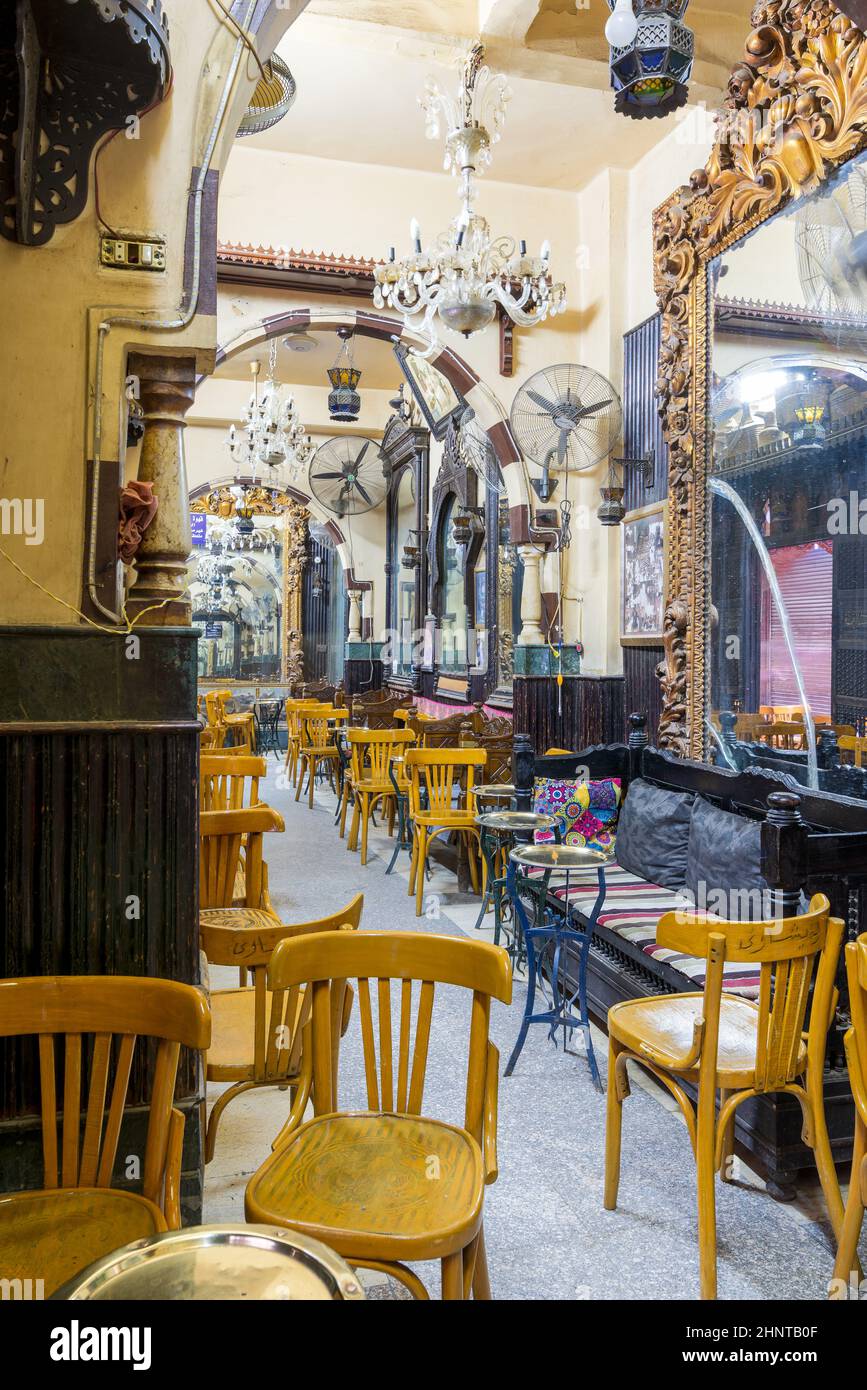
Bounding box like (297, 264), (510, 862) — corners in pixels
(373, 41), (566, 343)
(226, 340), (314, 483)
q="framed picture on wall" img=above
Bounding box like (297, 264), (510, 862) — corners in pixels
(393, 343), (467, 440)
(621, 501), (667, 645)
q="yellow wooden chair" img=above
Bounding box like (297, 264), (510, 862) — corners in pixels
(831, 930), (867, 1294)
(0, 975), (210, 1297)
(284, 698), (321, 786)
(346, 727), (416, 866)
(838, 734), (867, 768)
(200, 892), (363, 1162)
(200, 753), (267, 812)
(406, 747), (486, 917)
(215, 689), (256, 750)
(200, 805), (285, 989)
(245, 930), (512, 1299)
(603, 893), (845, 1300)
(295, 707), (349, 808)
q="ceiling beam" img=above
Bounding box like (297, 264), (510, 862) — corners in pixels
(478, 0), (540, 42)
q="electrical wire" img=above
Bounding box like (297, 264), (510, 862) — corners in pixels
(209, 0), (267, 81)
(0, 544), (190, 635)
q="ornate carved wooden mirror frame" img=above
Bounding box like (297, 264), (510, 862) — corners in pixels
(654, 0), (867, 758)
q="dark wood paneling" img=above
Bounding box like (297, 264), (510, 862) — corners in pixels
(622, 647), (663, 743)
(344, 659), (384, 697)
(513, 676), (625, 753)
(623, 312), (669, 512)
(0, 629), (202, 1203)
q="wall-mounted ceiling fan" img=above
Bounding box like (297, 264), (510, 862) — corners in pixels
(510, 364), (623, 504)
(308, 436), (389, 520)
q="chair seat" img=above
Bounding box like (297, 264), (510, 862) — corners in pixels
(354, 779), (394, 797)
(414, 811), (478, 829)
(207, 985), (304, 1081)
(200, 906), (281, 932)
(608, 992), (806, 1087)
(245, 1111), (484, 1262)
(0, 1187), (166, 1297)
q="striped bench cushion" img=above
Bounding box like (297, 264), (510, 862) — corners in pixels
(550, 864), (762, 999)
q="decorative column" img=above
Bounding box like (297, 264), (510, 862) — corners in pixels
(125, 353), (196, 626)
(347, 589), (363, 641)
(516, 545), (544, 646)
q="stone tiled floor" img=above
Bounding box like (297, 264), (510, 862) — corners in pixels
(203, 757), (864, 1299)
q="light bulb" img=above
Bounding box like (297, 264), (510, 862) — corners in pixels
(605, 0), (638, 47)
(410, 218), (422, 252)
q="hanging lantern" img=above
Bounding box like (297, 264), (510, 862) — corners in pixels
(606, 0), (694, 120)
(327, 329), (362, 422)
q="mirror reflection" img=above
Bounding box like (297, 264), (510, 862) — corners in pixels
(707, 151), (867, 792)
(189, 513), (284, 682)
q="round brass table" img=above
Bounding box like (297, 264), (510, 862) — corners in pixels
(473, 810), (559, 949)
(52, 1224), (366, 1301)
(505, 843), (612, 1090)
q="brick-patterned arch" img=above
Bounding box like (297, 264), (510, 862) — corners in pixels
(215, 306), (539, 545)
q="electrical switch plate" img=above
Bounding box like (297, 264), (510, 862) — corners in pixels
(100, 235), (166, 271)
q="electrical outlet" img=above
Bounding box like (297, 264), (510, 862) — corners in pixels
(100, 235), (166, 271)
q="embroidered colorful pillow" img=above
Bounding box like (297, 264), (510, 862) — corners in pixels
(532, 777), (621, 853)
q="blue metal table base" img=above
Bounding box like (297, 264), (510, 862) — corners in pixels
(504, 861), (607, 1091)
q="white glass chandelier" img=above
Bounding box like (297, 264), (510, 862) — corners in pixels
(373, 41), (566, 343)
(226, 339), (314, 484)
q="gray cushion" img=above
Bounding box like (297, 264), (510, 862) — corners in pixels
(614, 778), (694, 890)
(684, 795), (771, 920)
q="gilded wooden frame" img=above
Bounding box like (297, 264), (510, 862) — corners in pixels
(653, 0), (867, 757)
(190, 486), (308, 686)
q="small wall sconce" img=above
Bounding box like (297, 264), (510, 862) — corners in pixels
(402, 528), (422, 570)
(452, 508), (485, 547)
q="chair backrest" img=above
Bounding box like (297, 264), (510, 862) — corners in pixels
(407, 706), (483, 748)
(267, 931), (512, 1149)
(405, 747), (486, 817)
(302, 707), (349, 748)
(844, 933), (867, 1122)
(463, 728), (512, 784)
(657, 893), (842, 1092)
(200, 753), (267, 811)
(200, 805), (285, 909)
(200, 894), (364, 1087)
(348, 727), (416, 784)
(0, 976), (210, 1204)
(838, 735), (867, 767)
(351, 693), (415, 729)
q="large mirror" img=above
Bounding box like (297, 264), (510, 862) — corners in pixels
(654, 7), (867, 788)
(706, 151), (867, 785)
(189, 512), (285, 682)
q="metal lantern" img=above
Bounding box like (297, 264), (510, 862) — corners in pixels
(327, 330), (362, 422)
(607, 0), (694, 119)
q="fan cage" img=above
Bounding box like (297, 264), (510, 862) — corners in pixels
(236, 55), (297, 138)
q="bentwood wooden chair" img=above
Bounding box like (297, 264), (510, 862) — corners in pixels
(346, 727), (416, 865)
(200, 805), (285, 984)
(0, 975), (210, 1297)
(603, 894), (845, 1300)
(200, 753), (267, 812)
(215, 690), (256, 750)
(200, 893), (363, 1162)
(296, 707), (349, 808)
(284, 699), (320, 787)
(831, 931), (867, 1295)
(838, 734), (867, 768)
(406, 748), (486, 917)
(245, 931), (512, 1299)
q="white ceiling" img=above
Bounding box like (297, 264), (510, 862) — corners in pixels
(246, 17), (684, 191)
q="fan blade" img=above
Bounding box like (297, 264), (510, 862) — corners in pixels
(526, 388), (561, 417)
(353, 480), (373, 506)
(314, 471), (347, 480)
(355, 440), (371, 467)
(572, 398), (613, 423)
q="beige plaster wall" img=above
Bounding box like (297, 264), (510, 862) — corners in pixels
(0, 4), (304, 626)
